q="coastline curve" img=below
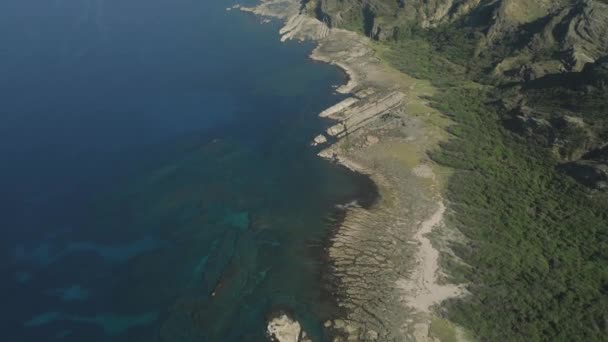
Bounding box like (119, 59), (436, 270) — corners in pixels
(239, 1), (464, 340)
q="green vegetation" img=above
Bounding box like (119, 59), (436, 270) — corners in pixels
(432, 86), (608, 341)
(378, 25), (608, 342)
(525, 79), (608, 141)
(382, 37), (466, 86)
(430, 317), (472, 342)
(311, 0), (608, 339)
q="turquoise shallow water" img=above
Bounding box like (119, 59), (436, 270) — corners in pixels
(0, 0), (375, 340)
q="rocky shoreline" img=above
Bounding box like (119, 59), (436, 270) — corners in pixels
(239, 1), (465, 340)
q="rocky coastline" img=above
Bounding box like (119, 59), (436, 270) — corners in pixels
(239, 1), (466, 340)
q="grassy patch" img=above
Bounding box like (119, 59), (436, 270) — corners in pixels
(430, 317), (473, 342)
(369, 141), (420, 169)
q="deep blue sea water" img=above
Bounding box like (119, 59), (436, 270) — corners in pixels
(0, 0), (376, 341)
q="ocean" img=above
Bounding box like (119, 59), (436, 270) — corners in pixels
(0, 0), (375, 340)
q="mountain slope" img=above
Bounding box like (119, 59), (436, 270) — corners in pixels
(307, 0), (608, 77)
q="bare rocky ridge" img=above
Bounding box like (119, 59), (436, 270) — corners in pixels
(310, 0), (608, 78)
(240, 1), (467, 340)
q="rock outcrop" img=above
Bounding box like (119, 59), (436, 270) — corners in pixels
(559, 143), (608, 190)
(324, 91), (405, 138)
(267, 313), (312, 342)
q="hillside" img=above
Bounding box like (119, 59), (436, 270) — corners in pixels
(300, 0), (608, 341)
(306, 0), (608, 78)
(304, 0), (608, 182)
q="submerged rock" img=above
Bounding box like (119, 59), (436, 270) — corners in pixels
(221, 211), (250, 230)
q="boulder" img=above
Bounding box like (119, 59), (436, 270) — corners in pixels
(312, 134), (328, 146)
(267, 313), (311, 342)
